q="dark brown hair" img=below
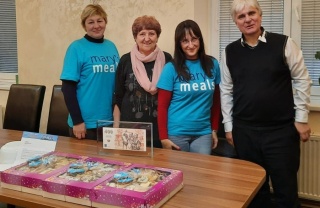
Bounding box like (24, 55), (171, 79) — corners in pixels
(173, 19), (214, 81)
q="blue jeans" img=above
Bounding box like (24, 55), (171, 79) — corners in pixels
(168, 134), (212, 155)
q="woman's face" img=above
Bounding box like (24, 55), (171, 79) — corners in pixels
(84, 15), (106, 39)
(180, 31), (200, 60)
(135, 29), (158, 56)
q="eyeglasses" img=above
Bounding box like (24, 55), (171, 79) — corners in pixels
(180, 37), (200, 46)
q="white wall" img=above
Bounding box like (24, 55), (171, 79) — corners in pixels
(0, 0), (211, 132)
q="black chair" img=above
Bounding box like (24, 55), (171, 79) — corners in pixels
(46, 85), (69, 136)
(3, 84), (46, 133)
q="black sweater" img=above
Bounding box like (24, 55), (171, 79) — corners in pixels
(225, 32), (295, 128)
(114, 52), (172, 142)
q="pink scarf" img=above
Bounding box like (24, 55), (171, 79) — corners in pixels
(130, 44), (166, 95)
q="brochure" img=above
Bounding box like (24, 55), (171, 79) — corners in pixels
(0, 131), (58, 171)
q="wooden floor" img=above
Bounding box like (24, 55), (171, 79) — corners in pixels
(301, 198), (320, 208)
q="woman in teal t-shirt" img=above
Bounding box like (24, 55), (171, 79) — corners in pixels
(157, 20), (221, 155)
(60, 4), (119, 140)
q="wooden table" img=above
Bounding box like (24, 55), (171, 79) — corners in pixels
(0, 129), (265, 208)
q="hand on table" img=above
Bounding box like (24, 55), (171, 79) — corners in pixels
(73, 122), (86, 139)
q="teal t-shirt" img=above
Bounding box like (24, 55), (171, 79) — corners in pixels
(157, 58), (220, 136)
(60, 37), (120, 128)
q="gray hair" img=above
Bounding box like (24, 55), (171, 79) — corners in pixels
(230, 0), (262, 22)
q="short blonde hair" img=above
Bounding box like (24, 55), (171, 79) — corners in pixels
(81, 4), (107, 29)
(230, 0), (262, 22)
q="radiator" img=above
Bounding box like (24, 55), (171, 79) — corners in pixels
(298, 135), (320, 201)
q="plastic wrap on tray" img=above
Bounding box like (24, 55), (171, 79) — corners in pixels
(90, 164), (183, 208)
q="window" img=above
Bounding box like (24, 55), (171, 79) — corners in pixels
(300, 0), (320, 87)
(0, 1), (18, 73)
(211, 0), (320, 105)
(0, 1), (18, 89)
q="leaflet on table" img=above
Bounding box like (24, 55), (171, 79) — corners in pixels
(15, 131), (58, 164)
(102, 127), (147, 151)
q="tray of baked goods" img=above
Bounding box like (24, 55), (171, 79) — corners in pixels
(91, 164), (183, 208)
(0, 151), (183, 208)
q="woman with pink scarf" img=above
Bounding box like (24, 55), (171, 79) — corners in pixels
(113, 15), (172, 148)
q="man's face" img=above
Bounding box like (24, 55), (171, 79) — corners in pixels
(234, 5), (262, 38)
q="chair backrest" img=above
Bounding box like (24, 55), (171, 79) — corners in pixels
(3, 84), (46, 132)
(46, 85), (70, 136)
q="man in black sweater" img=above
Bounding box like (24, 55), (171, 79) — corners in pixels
(220, 0), (312, 207)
